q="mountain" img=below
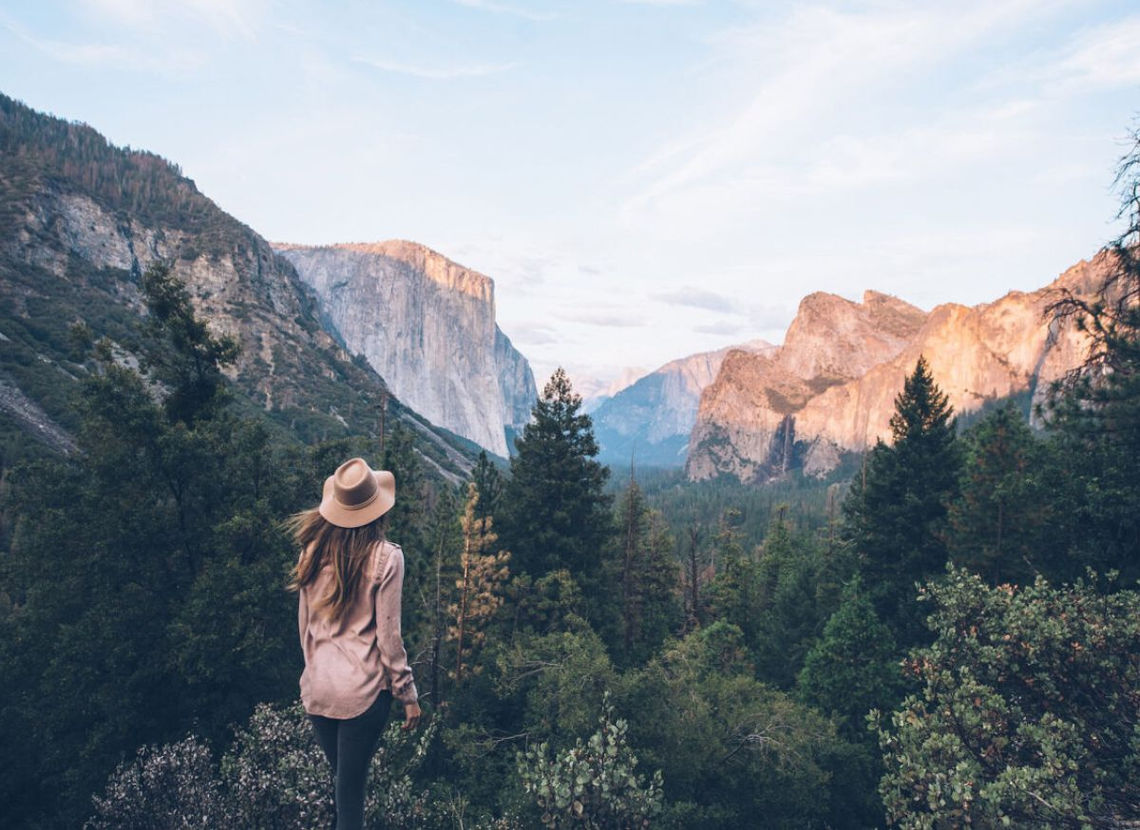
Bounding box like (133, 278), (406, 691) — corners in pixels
(591, 340), (775, 468)
(687, 258), (1106, 483)
(0, 93), (477, 477)
(274, 241), (536, 457)
(580, 367), (649, 414)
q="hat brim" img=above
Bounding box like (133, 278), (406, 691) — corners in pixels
(318, 470), (395, 528)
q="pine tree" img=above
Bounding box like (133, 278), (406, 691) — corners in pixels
(499, 369), (613, 587)
(470, 450), (503, 524)
(796, 578), (900, 741)
(948, 404), (1047, 585)
(1042, 129), (1140, 581)
(448, 483), (510, 683)
(844, 356), (960, 644)
(609, 480), (681, 666)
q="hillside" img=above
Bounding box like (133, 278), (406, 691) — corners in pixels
(0, 93), (477, 477)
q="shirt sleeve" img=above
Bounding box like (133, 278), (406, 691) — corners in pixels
(297, 589), (309, 653)
(375, 544), (418, 705)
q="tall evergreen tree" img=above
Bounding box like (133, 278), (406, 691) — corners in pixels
(948, 404), (1048, 585)
(499, 369), (613, 592)
(843, 356), (960, 644)
(470, 449), (503, 524)
(1042, 128), (1140, 582)
(607, 479), (682, 666)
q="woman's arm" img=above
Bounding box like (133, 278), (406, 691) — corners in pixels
(375, 544), (419, 722)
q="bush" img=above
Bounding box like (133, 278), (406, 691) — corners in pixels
(87, 700), (442, 829)
(86, 736), (231, 829)
(517, 692), (663, 829)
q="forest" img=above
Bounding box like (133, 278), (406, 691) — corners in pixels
(2, 145), (1140, 830)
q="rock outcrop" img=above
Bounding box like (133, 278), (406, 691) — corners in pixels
(687, 257), (1107, 483)
(592, 340), (775, 467)
(275, 241), (536, 457)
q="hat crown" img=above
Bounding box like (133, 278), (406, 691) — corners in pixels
(334, 459), (376, 507)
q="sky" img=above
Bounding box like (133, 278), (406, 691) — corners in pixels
(3, 0), (1140, 392)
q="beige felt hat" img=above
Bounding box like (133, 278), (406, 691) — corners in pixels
(319, 458), (395, 528)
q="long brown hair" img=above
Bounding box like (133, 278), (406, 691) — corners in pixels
(286, 508), (388, 622)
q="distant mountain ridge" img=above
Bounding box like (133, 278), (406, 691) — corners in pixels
(686, 258), (1106, 483)
(591, 340), (775, 467)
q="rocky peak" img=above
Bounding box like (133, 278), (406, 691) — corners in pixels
(778, 290), (926, 384)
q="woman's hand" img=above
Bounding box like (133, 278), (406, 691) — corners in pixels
(402, 701), (422, 731)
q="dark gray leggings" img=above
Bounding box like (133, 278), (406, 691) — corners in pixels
(308, 690), (393, 830)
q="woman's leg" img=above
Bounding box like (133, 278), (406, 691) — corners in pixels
(309, 713), (340, 771)
(333, 691), (393, 830)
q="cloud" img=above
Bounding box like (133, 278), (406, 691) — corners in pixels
(3, 18), (204, 72)
(504, 321), (560, 345)
(692, 320), (746, 336)
(452, 0), (558, 21)
(1050, 16), (1140, 91)
(654, 286), (739, 313)
(620, 0), (1079, 225)
(354, 55), (518, 80)
(556, 308), (646, 327)
(79, 0), (264, 39)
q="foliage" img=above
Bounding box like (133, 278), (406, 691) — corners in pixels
(619, 623), (855, 828)
(86, 701), (440, 830)
(499, 369), (613, 585)
(796, 577), (901, 741)
(844, 356), (960, 644)
(876, 567), (1140, 829)
(471, 449), (505, 523)
(139, 261), (240, 424)
(449, 483), (511, 683)
(606, 479), (682, 666)
(86, 737), (231, 830)
(223, 701), (440, 830)
(0, 270), (310, 826)
(517, 692), (664, 829)
(948, 403), (1051, 584)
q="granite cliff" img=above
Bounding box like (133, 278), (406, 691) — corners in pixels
(687, 257), (1106, 483)
(274, 242), (536, 457)
(592, 340), (774, 467)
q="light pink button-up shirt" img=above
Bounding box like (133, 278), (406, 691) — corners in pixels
(298, 540), (418, 719)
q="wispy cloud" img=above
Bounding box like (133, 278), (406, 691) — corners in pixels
(621, 0), (1080, 225)
(692, 320), (746, 336)
(506, 321), (560, 345)
(557, 308), (646, 327)
(654, 286), (739, 313)
(79, 0), (264, 39)
(354, 55), (518, 80)
(1050, 16), (1140, 91)
(3, 17), (204, 72)
(453, 0), (558, 22)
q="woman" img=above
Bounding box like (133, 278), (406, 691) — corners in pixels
(289, 457), (421, 830)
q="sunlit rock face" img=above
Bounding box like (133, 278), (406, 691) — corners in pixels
(276, 241), (537, 456)
(686, 254), (1109, 483)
